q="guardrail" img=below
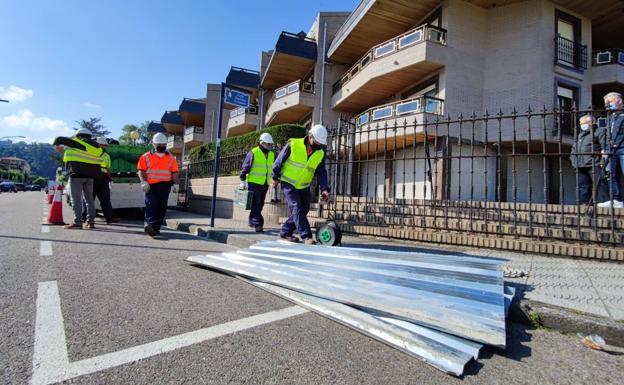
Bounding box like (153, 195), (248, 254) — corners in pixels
(592, 48), (624, 66)
(272, 80), (315, 102)
(229, 105), (259, 118)
(332, 24), (447, 95)
(355, 96), (445, 126)
(555, 35), (587, 69)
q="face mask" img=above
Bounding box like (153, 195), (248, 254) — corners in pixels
(580, 124), (590, 131)
(261, 144), (273, 152)
(156, 145), (167, 153)
(311, 143), (323, 151)
(606, 103), (618, 111)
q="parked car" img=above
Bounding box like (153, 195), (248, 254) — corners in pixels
(0, 181), (17, 192)
(14, 183), (26, 192)
(30, 185), (42, 191)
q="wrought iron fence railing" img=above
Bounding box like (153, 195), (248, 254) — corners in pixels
(325, 107), (623, 246)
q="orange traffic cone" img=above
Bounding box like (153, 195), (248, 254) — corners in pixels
(47, 185), (66, 225)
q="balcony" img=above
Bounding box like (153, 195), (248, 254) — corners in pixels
(147, 121), (166, 134)
(261, 32), (317, 90)
(161, 111), (185, 135)
(179, 98), (206, 127)
(591, 48), (624, 87)
(265, 80), (315, 126)
(184, 126), (206, 148)
(226, 67), (260, 92)
(227, 106), (259, 137)
(331, 24), (447, 113)
(352, 96), (444, 158)
(554, 35), (588, 70)
(166, 135), (183, 155)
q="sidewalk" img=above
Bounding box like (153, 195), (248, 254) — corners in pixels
(165, 209), (624, 346)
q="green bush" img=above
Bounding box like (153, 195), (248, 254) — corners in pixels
(189, 124), (306, 161)
(106, 144), (151, 174)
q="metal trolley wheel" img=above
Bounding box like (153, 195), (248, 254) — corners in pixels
(316, 221), (342, 246)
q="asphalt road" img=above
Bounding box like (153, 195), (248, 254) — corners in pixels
(1, 192), (622, 385)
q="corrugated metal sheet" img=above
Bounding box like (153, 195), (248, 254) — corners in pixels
(187, 241), (509, 376)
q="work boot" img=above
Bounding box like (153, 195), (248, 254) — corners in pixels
(64, 223), (82, 230)
(144, 224), (156, 237)
(303, 238), (317, 245)
(84, 223), (95, 229)
(254, 226), (264, 233)
(279, 234), (300, 243)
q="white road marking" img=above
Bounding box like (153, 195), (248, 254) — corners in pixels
(39, 241), (52, 256)
(31, 282), (69, 385)
(41, 226), (50, 233)
(30, 281), (308, 385)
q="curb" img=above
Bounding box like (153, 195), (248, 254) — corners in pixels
(168, 219), (624, 348)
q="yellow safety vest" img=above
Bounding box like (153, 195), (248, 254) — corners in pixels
(63, 137), (104, 165)
(280, 138), (324, 189)
(247, 146), (275, 185)
(100, 152), (111, 173)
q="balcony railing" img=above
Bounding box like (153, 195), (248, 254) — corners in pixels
(167, 135), (183, 145)
(184, 126), (204, 136)
(332, 24), (447, 95)
(354, 96), (444, 127)
(271, 80), (315, 102)
(554, 35), (587, 70)
(592, 48), (624, 66)
(229, 105), (258, 118)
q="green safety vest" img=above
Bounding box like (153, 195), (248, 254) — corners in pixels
(280, 138), (324, 189)
(247, 146), (275, 186)
(63, 137), (104, 165)
(100, 152), (111, 173)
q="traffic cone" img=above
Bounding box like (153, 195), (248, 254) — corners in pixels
(47, 185), (66, 225)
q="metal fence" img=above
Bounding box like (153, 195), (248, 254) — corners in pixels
(187, 150), (249, 179)
(325, 107), (623, 246)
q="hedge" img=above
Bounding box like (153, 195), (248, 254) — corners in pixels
(189, 124), (306, 161)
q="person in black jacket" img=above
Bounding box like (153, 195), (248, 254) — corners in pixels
(570, 114), (606, 204)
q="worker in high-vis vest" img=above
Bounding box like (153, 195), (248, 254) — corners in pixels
(53, 128), (104, 229)
(82, 137), (120, 224)
(239, 133), (275, 232)
(137, 133), (179, 237)
(272, 125), (330, 245)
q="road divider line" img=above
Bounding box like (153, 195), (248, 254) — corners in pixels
(41, 226), (50, 233)
(39, 241), (52, 256)
(30, 281), (69, 385)
(30, 280), (308, 385)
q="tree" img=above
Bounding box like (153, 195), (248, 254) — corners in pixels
(118, 121), (153, 145)
(75, 117), (110, 137)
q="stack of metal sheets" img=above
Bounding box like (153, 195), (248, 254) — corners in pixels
(187, 240), (511, 376)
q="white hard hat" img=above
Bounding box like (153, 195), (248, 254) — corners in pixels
(96, 137), (108, 145)
(152, 133), (168, 144)
(309, 124), (328, 145)
(75, 128), (93, 137)
(259, 132), (274, 144)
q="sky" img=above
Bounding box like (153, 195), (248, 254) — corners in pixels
(0, 0), (359, 143)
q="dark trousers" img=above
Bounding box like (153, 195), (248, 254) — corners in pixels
(280, 182), (312, 239)
(145, 182), (172, 231)
(82, 178), (114, 220)
(576, 166), (606, 204)
(607, 148), (624, 201)
(248, 182), (268, 228)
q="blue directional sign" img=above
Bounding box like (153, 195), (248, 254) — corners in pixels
(224, 86), (250, 108)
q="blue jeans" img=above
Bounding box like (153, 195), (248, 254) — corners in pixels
(280, 182), (312, 239)
(144, 182), (172, 231)
(607, 148), (624, 201)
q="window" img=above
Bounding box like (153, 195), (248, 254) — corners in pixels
(555, 10), (585, 69)
(275, 88), (287, 98)
(287, 82), (299, 94)
(557, 83), (578, 136)
(357, 113), (369, 126)
(396, 100), (420, 115)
